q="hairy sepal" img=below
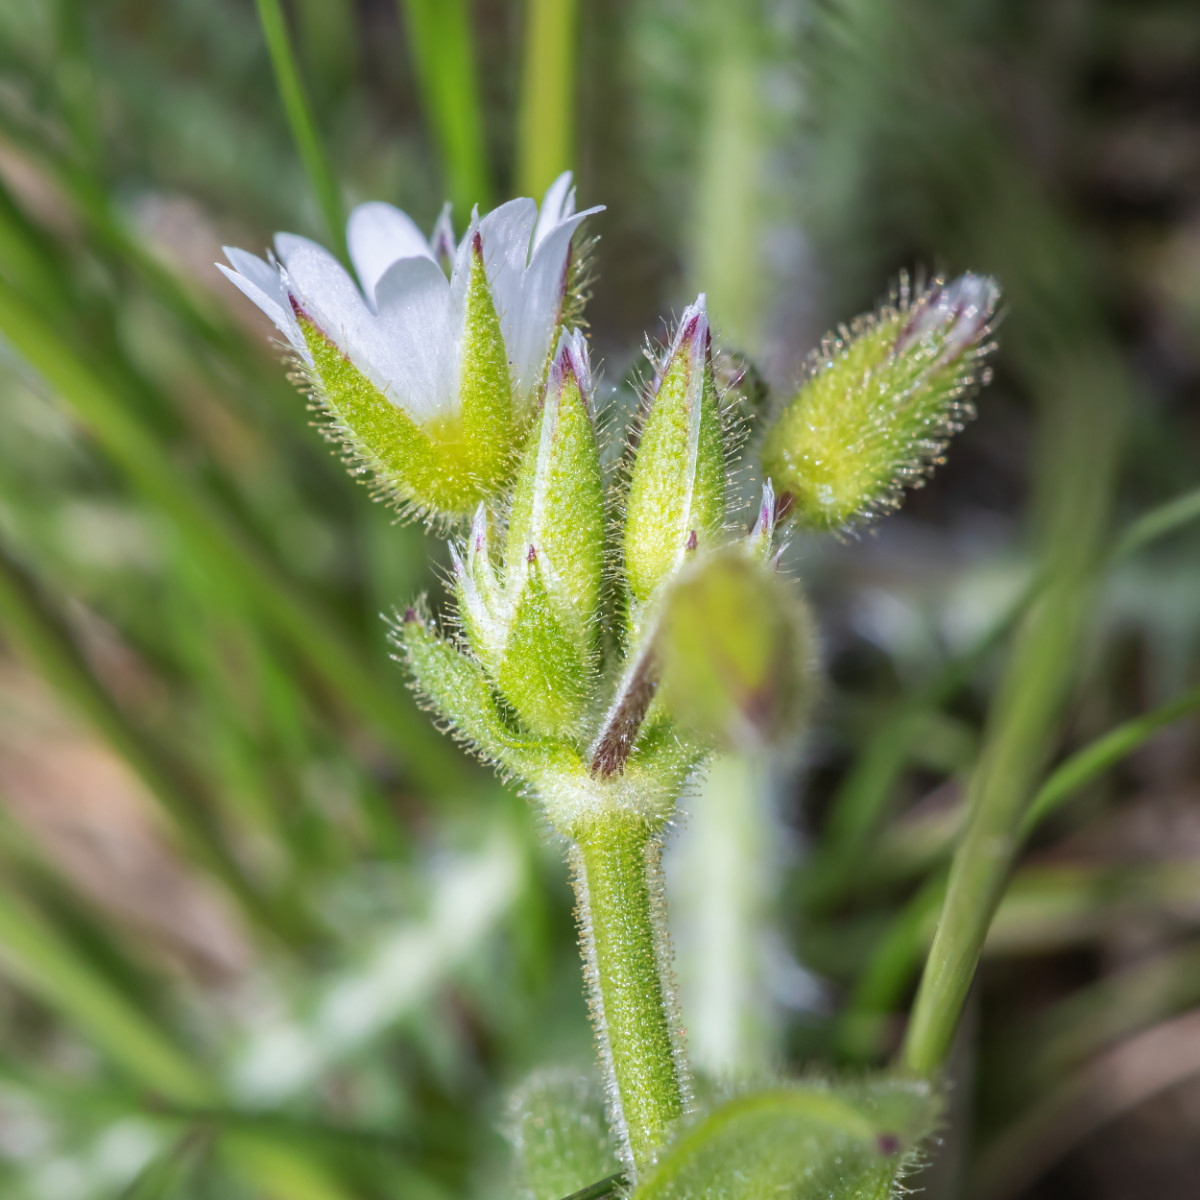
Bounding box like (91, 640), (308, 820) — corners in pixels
(396, 610), (568, 780)
(624, 300), (727, 611)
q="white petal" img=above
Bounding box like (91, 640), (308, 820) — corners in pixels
(531, 172), (575, 251)
(346, 202), (435, 310)
(375, 256), (457, 422)
(217, 254), (308, 359)
(508, 207), (603, 400)
(223, 246), (283, 300)
(478, 198), (538, 325)
(276, 235), (416, 408)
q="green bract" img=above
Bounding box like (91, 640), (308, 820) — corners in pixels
(761, 273), (1000, 533)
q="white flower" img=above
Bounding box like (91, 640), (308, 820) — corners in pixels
(218, 172), (602, 425)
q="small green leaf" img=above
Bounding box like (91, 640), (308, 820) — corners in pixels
(761, 273), (999, 533)
(624, 297), (727, 609)
(633, 1078), (940, 1200)
(504, 1068), (622, 1200)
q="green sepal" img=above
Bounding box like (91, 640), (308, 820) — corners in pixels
(632, 1077), (940, 1200)
(657, 547), (816, 751)
(505, 333), (605, 634)
(497, 554), (594, 739)
(458, 234), (520, 488)
(504, 1068), (621, 1200)
(624, 299), (727, 608)
(397, 609), (561, 778)
(760, 273), (999, 533)
(299, 235), (518, 519)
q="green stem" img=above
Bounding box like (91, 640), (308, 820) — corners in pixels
(255, 0), (346, 258)
(516, 0), (578, 198)
(571, 811), (686, 1176)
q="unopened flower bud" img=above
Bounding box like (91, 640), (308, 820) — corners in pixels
(657, 547), (816, 751)
(760, 273), (1000, 534)
(451, 331), (604, 739)
(623, 296), (727, 609)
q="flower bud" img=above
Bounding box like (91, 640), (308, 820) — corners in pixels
(504, 330), (605, 630)
(623, 296), (727, 608)
(656, 548), (816, 751)
(760, 273), (1000, 533)
(451, 331), (604, 739)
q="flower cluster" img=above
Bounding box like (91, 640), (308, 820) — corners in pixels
(221, 178), (998, 1187)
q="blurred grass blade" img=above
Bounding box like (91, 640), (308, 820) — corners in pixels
(687, 0), (765, 349)
(1111, 484), (1200, 560)
(0, 274), (467, 792)
(516, 0), (578, 198)
(117, 1130), (210, 1200)
(399, 0), (491, 212)
(903, 350), (1126, 1075)
(841, 677), (1200, 1060)
(1021, 681), (1200, 834)
(0, 859), (210, 1102)
(0, 540), (281, 933)
(254, 0), (346, 257)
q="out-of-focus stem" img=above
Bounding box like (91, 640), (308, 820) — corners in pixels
(571, 810), (687, 1176)
(689, 0), (764, 350)
(516, 0), (578, 198)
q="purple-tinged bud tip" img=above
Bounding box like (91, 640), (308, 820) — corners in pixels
(751, 479), (776, 543)
(527, 544), (538, 565)
(430, 203), (455, 270)
(403, 607), (418, 624)
(469, 503), (488, 562)
(895, 273), (999, 358)
(550, 327), (593, 403)
(685, 529), (698, 552)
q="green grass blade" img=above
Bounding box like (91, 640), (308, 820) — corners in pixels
(254, 0), (346, 257)
(1111, 485), (1200, 561)
(0, 540), (283, 932)
(116, 1131), (210, 1200)
(516, 0), (578, 198)
(0, 867), (211, 1102)
(398, 0), (491, 212)
(0, 275), (468, 792)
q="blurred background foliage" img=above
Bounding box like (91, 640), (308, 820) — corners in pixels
(0, 0), (1196, 1197)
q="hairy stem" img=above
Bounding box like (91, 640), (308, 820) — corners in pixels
(571, 811), (687, 1175)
